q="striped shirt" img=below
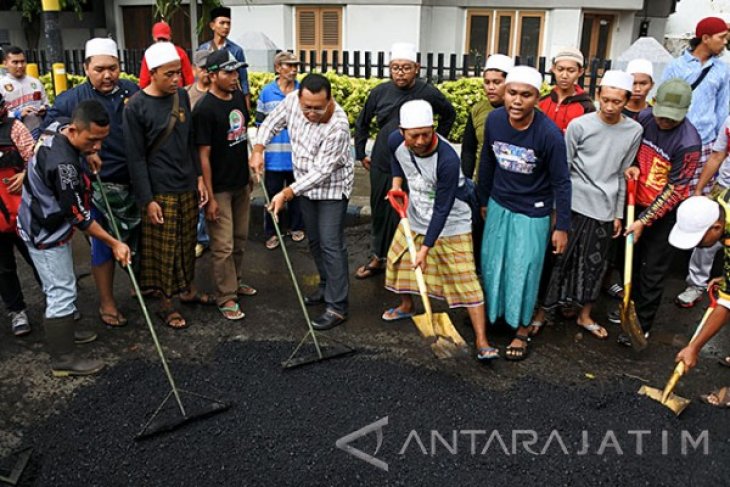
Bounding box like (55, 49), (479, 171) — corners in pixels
(256, 91), (354, 200)
(255, 79), (299, 172)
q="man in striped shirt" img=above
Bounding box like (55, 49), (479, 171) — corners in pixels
(251, 73), (354, 330)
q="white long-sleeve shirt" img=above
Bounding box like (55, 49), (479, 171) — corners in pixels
(256, 91), (354, 200)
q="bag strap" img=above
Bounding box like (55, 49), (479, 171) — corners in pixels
(147, 90), (180, 157)
(691, 63), (713, 91)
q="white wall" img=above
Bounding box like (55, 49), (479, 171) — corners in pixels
(345, 5), (421, 52)
(610, 11), (637, 59)
(544, 9), (583, 59)
(666, 0), (730, 38)
(418, 6), (463, 54)
(231, 5), (293, 50)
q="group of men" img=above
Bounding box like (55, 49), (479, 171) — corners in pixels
(1, 11), (730, 406)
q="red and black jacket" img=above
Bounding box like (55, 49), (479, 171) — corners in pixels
(538, 85), (595, 133)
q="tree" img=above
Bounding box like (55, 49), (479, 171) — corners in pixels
(13, 0), (87, 49)
(153, 0), (223, 36)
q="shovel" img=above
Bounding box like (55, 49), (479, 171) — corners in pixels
(620, 178), (648, 351)
(387, 190), (468, 359)
(638, 285), (718, 416)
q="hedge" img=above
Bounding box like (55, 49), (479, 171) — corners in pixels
(40, 71), (551, 144)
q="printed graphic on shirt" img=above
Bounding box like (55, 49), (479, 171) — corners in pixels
(58, 163), (78, 190)
(493, 141), (536, 175)
(637, 142), (671, 202)
(227, 109), (247, 147)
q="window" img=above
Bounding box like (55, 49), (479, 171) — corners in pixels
(581, 13), (614, 63)
(296, 7), (342, 56)
(465, 9), (544, 61)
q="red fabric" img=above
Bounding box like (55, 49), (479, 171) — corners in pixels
(0, 167), (20, 233)
(538, 85), (595, 133)
(696, 17), (728, 38)
(138, 45), (195, 88)
(152, 22), (172, 41)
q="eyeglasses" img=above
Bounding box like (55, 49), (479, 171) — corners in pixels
(390, 64), (416, 74)
(301, 106), (327, 115)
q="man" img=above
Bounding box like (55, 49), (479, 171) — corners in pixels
(384, 100), (495, 361)
(17, 100), (131, 376)
(478, 66), (571, 361)
(353, 42), (455, 280)
(623, 59), (654, 120)
(193, 50), (252, 321)
(664, 17), (730, 308)
(187, 50), (211, 258)
(543, 71), (642, 339)
(256, 51), (304, 250)
(251, 73), (354, 330)
(0, 93), (39, 336)
(538, 47), (595, 133)
(609, 79), (701, 345)
(0, 46), (49, 139)
(44, 38), (139, 328)
(671, 194), (730, 408)
(138, 21), (194, 89)
(461, 53), (513, 181)
(124, 42), (210, 329)
(198, 6), (251, 111)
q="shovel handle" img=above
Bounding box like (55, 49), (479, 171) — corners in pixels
(627, 177), (636, 206)
(387, 189), (409, 219)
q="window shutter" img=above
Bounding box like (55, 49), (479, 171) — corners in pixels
(297, 8), (318, 51)
(321, 9), (341, 50)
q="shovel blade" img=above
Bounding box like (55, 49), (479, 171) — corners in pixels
(638, 385), (691, 416)
(620, 300), (648, 351)
(412, 313), (436, 337)
(413, 312), (469, 359)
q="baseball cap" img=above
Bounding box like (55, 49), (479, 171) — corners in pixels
(152, 21), (172, 41)
(653, 78), (692, 121)
(669, 196), (721, 249)
(205, 50), (247, 72)
(192, 50), (209, 68)
(274, 52), (302, 66)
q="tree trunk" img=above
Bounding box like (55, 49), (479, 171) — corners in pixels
(41, 10), (64, 64)
(22, 17), (41, 50)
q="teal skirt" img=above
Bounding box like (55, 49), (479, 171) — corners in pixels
(481, 199), (550, 329)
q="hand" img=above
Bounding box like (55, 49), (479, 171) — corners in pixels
(624, 220), (645, 242)
(676, 345), (699, 371)
(249, 150), (264, 183)
(267, 191), (287, 221)
(205, 197), (220, 222)
(6, 171), (24, 194)
(86, 153), (102, 175)
(37, 106), (46, 116)
(20, 106), (35, 118)
(612, 218), (622, 238)
(361, 157), (371, 171)
(694, 187), (705, 197)
(412, 245), (429, 271)
(111, 241), (132, 267)
(624, 167), (640, 181)
(197, 178), (209, 207)
(708, 277), (723, 293)
(552, 229), (568, 254)
(147, 201), (164, 225)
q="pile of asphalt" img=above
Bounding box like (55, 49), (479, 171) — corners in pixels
(16, 340), (730, 485)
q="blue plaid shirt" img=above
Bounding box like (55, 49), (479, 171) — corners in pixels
(661, 51), (730, 145)
(198, 39), (249, 95)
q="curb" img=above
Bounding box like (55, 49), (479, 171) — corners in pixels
(249, 196), (372, 227)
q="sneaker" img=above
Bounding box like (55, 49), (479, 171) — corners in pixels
(675, 285), (705, 308)
(10, 310), (31, 336)
(607, 309), (621, 324)
(617, 331), (650, 348)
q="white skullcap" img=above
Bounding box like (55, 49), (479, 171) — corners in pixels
(85, 38), (118, 59)
(145, 42), (180, 70)
(484, 54), (514, 74)
(600, 70), (635, 92)
(390, 42), (418, 63)
(626, 59), (654, 80)
(505, 66), (543, 92)
(400, 100), (433, 129)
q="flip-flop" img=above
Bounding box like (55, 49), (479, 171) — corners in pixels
(477, 346), (500, 361)
(605, 283), (625, 300)
(99, 309), (128, 328)
(528, 319), (545, 337)
(719, 356), (730, 369)
(290, 230), (305, 242)
(577, 321), (608, 339)
(237, 284), (258, 296)
(381, 307), (414, 322)
(698, 387), (730, 408)
(355, 261), (385, 279)
(218, 303), (245, 321)
(505, 335), (530, 361)
(157, 309), (187, 329)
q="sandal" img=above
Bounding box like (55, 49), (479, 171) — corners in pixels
(381, 307), (414, 322)
(577, 320), (608, 339)
(218, 302), (245, 321)
(265, 235), (280, 250)
(698, 387), (730, 408)
(180, 292), (217, 305)
(528, 319), (545, 337)
(237, 283), (258, 296)
(505, 334), (530, 361)
(719, 356), (730, 369)
(99, 309), (128, 328)
(157, 309), (187, 329)
(605, 283), (625, 300)
(290, 230), (305, 242)
(477, 346), (500, 361)
(355, 258), (385, 279)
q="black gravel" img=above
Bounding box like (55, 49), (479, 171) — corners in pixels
(15, 340), (730, 486)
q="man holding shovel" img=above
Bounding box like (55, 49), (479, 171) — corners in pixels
(382, 100), (494, 360)
(670, 193), (730, 408)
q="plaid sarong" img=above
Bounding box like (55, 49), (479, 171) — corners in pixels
(690, 143), (714, 194)
(138, 192), (198, 297)
(385, 226), (484, 308)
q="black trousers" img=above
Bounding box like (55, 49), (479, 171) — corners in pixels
(0, 232), (39, 312)
(633, 207), (677, 332)
(263, 170), (303, 238)
(369, 164), (401, 260)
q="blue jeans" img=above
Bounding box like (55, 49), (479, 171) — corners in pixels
(27, 241), (77, 319)
(299, 197), (349, 314)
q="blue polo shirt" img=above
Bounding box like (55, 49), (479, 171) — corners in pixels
(255, 79), (299, 172)
(198, 39), (250, 95)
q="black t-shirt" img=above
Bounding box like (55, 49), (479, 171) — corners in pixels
(193, 90), (250, 193)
